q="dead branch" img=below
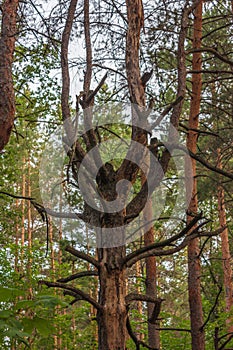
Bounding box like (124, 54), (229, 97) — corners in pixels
(174, 144), (233, 180)
(126, 316), (159, 350)
(124, 213), (203, 266)
(57, 270), (98, 283)
(150, 96), (184, 130)
(126, 293), (163, 305)
(44, 207), (84, 220)
(40, 280), (101, 310)
(200, 286), (223, 331)
(63, 290), (84, 305)
(125, 225), (225, 268)
(126, 293), (163, 325)
(65, 245), (100, 269)
(84, 72), (108, 106)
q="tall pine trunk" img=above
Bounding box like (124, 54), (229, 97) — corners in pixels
(27, 157), (33, 300)
(144, 199), (160, 349)
(217, 148), (233, 333)
(186, 1), (205, 349)
(21, 158), (26, 273)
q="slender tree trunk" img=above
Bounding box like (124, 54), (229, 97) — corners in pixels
(57, 175), (63, 350)
(186, 1), (205, 349)
(14, 198), (19, 273)
(217, 148), (233, 333)
(12, 198), (19, 350)
(21, 159), (26, 273)
(27, 157), (33, 300)
(135, 260), (144, 341)
(144, 199), (160, 349)
(0, 0), (19, 151)
(48, 219), (59, 348)
(49, 218), (56, 281)
(86, 225), (98, 342)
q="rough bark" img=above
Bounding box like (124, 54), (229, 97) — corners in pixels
(0, 0), (19, 151)
(97, 247), (127, 350)
(186, 2), (205, 349)
(95, 3), (147, 346)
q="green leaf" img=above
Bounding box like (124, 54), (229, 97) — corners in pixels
(33, 316), (54, 337)
(0, 310), (12, 319)
(35, 294), (69, 308)
(22, 317), (35, 334)
(0, 287), (25, 302)
(14, 299), (35, 310)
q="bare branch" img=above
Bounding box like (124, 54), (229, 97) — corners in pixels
(179, 122), (220, 138)
(150, 96), (184, 131)
(84, 72), (108, 106)
(126, 293), (163, 324)
(201, 286), (223, 331)
(40, 280), (101, 310)
(63, 290), (84, 305)
(0, 191), (34, 201)
(126, 293), (163, 305)
(65, 245), (100, 269)
(44, 207), (84, 220)
(57, 270), (98, 283)
(218, 333), (233, 350)
(126, 316), (141, 350)
(92, 63), (127, 80)
(124, 213), (203, 267)
(174, 144), (233, 180)
(125, 225), (225, 268)
(126, 316), (159, 350)
(186, 47), (233, 67)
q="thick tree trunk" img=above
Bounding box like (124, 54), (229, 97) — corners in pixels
(0, 0), (19, 151)
(97, 247), (127, 350)
(186, 1), (205, 349)
(217, 149), (233, 333)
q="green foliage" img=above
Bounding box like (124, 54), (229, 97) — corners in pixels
(0, 286), (69, 348)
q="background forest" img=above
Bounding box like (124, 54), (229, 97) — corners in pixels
(0, 0), (233, 349)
